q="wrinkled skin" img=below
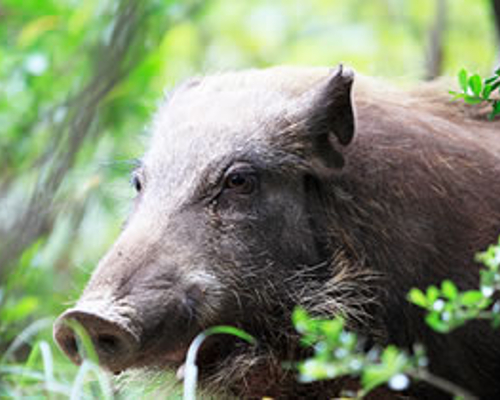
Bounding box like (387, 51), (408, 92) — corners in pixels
(54, 66), (500, 399)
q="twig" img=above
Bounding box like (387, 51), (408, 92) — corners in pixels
(408, 368), (479, 400)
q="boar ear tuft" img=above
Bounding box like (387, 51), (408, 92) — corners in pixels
(306, 65), (355, 169)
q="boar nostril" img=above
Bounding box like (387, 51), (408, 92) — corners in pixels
(96, 334), (120, 354)
(65, 335), (79, 356)
(58, 332), (81, 365)
(54, 308), (140, 372)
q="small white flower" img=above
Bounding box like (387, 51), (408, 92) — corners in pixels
(389, 373), (410, 391)
(433, 299), (445, 311)
(334, 348), (348, 359)
(482, 286), (494, 297)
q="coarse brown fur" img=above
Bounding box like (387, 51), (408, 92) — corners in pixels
(55, 66), (500, 400)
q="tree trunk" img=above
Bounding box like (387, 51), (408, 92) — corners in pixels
(425, 0), (447, 80)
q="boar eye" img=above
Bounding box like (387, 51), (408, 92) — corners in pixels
(224, 171), (257, 195)
(131, 174), (142, 193)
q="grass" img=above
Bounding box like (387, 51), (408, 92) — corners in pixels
(0, 309), (183, 399)
(0, 320), (249, 399)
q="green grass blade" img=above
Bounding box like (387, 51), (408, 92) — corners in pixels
(183, 326), (255, 400)
(1, 318), (53, 362)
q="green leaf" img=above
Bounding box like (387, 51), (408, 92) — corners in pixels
(441, 280), (458, 300)
(490, 80), (500, 93)
(485, 76), (498, 85)
(362, 346), (409, 392)
(426, 286), (440, 304)
(449, 91), (467, 101)
(482, 84), (493, 100)
(0, 296), (39, 323)
(463, 95), (483, 105)
(494, 100), (500, 114)
(293, 307), (312, 334)
(362, 364), (393, 392)
(425, 312), (450, 333)
(489, 101), (500, 120)
(408, 289), (428, 308)
(321, 318), (344, 341)
(458, 69), (468, 92)
(491, 314), (500, 329)
(460, 290), (484, 306)
(468, 74), (482, 97)
(381, 345), (400, 366)
(298, 359), (335, 382)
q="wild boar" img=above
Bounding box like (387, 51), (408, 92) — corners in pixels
(54, 65), (500, 399)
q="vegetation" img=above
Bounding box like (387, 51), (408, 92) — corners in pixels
(408, 237), (500, 333)
(0, 0), (498, 399)
(182, 327), (255, 400)
(450, 68), (500, 119)
(295, 239), (500, 399)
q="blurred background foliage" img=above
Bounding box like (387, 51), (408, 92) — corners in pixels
(0, 0), (498, 398)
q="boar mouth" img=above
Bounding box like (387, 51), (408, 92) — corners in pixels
(115, 329), (245, 384)
(171, 334), (245, 382)
(129, 329), (239, 375)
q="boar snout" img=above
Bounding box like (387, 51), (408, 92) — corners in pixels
(54, 274), (218, 372)
(54, 307), (140, 373)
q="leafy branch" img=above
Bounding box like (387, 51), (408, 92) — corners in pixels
(450, 68), (500, 120)
(294, 238), (500, 399)
(409, 237), (500, 333)
(293, 309), (477, 399)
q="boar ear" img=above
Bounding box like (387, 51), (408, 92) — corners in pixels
(306, 65), (355, 169)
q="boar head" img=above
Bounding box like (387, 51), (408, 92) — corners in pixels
(54, 66), (365, 387)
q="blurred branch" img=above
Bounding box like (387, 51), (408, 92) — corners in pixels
(493, 0), (500, 67)
(0, 0), (209, 283)
(493, 0), (500, 40)
(0, 0), (147, 281)
(425, 0), (447, 80)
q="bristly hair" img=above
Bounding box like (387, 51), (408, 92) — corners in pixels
(196, 249), (384, 398)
